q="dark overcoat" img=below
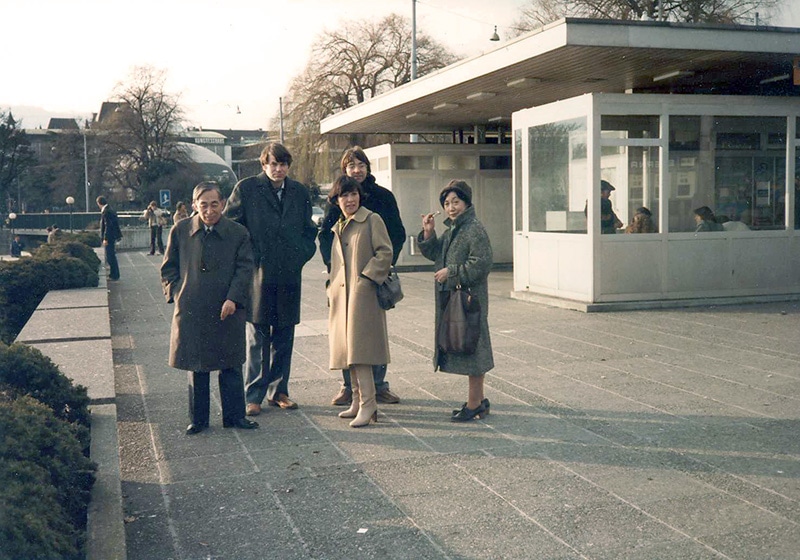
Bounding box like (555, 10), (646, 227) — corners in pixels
(417, 206), (494, 376)
(224, 173), (317, 326)
(319, 174), (406, 267)
(161, 215), (254, 372)
(328, 207), (393, 369)
(99, 205), (122, 243)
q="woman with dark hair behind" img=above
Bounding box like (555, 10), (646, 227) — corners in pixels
(327, 175), (393, 428)
(625, 207), (657, 234)
(319, 146), (406, 407)
(418, 180), (494, 422)
(693, 206), (724, 232)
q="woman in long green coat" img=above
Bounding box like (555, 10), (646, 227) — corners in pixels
(418, 180), (494, 422)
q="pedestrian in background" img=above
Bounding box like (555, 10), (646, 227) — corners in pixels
(173, 201), (189, 223)
(318, 146), (406, 407)
(97, 195), (122, 281)
(10, 234), (23, 257)
(327, 175), (392, 428)
(224, 143), (317, 415)
(161, 182), (258, 435)
(143, 200), (167, 255)
(418, 180), (494, 422)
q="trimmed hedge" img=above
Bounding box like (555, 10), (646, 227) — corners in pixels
(0, 241), (99, 343)
(0, 342), (91, 434)
(0, 391), (96, 560)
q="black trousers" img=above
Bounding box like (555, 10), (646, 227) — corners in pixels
(149, 225), (164, 254)
(188, 367), (246, 426)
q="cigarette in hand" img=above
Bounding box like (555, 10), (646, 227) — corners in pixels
(431, 211), (441, 216)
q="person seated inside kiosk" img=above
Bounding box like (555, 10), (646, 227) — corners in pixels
(625, 207), (656, 234)
(693, 206), (724, 232)
(584, 180), (623, 234)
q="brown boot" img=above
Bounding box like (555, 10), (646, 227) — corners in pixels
(331, 385), (352, 406)
(350, 365), (377, 428)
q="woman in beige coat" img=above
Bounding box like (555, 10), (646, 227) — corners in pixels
(327, 175), (393, 427)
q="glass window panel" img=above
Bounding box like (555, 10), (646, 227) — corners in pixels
(438, 155), (476, 170)
(479, 155), (511, 170)
(668, 116), (787, 232)
(601, 115), (659, 139)
(795, 117), (800, 230)
(618, 146), (660, 233)
(528, 117), (587, 233)
(514, 129), (523, 231)
(396, 155), (433, 170)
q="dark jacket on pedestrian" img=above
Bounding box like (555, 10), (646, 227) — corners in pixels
(224, 172), (317, 326)
(319, 174), (406, 267)
(161, 215), (254, 372)
(99, 204), (122, 243)
(418, 206), (494, 376)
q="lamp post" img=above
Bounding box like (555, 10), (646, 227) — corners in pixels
(8, 212), (16, 236)
(66, 196), (75, 233)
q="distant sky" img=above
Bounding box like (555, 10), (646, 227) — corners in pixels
(2, 0), (798, 131)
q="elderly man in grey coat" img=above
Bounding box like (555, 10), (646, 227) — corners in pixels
(161, 181), (259, 435)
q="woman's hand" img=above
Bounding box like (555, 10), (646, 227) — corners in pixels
(421, 211), (438, 239)
(434, 267), (449, 284)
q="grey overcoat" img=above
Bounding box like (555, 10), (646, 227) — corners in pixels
(328, 207), (393, 370)
(161, 215), (254, 372)
(417, 206), (494, 376)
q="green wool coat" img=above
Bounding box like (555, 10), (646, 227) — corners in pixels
(417, 206), (494, 376)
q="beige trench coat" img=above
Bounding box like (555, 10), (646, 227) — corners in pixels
(328, 206), (393, 370)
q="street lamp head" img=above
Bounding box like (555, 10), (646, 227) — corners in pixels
(490, 25), (500, 41)
(8, 212), (17, 220)
(66, 196), (75, 205)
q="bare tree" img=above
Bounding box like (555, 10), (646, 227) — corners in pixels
(281, 13), (458, 185)
(510, 0), (782, 35)
(95, 66), (187, 203)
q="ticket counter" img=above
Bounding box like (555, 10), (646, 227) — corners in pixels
(512, 93), (800, 306)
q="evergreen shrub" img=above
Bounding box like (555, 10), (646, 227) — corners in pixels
(0, 391), (95, 560)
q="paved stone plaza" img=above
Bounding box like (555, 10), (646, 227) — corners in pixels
(109, 249), (800, 560)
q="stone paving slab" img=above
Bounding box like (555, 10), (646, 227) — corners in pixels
(29, 339), (114, 401)
(107, 250), (800, 560)
(17, 306), (110, 342)
(34, 286), (108, 309)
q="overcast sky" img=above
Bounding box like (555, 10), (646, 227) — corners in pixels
(2, 0), (798, 131)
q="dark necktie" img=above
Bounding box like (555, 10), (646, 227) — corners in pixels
(201, 227), (213, 272)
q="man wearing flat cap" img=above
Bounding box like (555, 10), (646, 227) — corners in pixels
(585, 180), (623, 234)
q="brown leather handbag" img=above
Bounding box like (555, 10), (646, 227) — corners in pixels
(436, 285), (481, 355)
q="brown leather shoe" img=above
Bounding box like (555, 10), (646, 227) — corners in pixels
(376, 388), (400, 404)
(331, 386), (352, 406)
(268, 394), (298, 410)
(245, 403), (261, 416)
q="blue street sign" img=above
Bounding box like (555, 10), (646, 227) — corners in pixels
(159, 189), (171, 208)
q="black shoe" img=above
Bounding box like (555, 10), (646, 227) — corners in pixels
(223, 418), (259, 429)
(186, 423), (208, 435)
(450, 401), (486, 422)
(452, 398), (491, 416)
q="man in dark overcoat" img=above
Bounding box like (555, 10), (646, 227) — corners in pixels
(161, 182), (258, 435)
(96, 195), (122, 280)
(318, 146), (406, 407)
(224, 143), (317, 415)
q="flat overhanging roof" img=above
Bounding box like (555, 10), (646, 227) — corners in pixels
(320, 18), (800, 135)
